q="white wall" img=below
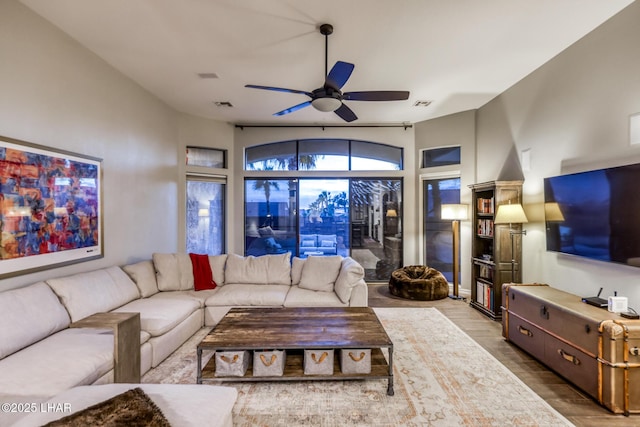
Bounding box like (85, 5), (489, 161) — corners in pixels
(0, 0), (180, 290)
(414, 110), (476, 293)
(476, 1), (640, 306)
(233, 126), (418, 263)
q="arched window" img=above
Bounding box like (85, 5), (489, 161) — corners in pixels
(244, 139), (403, 283)
(245, 139), (402, 171)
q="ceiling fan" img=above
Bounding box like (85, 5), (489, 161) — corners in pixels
(245, 23), (410, 122)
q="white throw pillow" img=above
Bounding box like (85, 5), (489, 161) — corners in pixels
(46, 267), (140, 322)
(225, 254), (269, 285)
(334, 257), (365, 304)
(122, 260), (159, 297)
(153, 253), (194, 291)
(266, 252), (292, 285)
(291, 257), (305, 285)
(225, 253), (291, 285)
(208, 254), (228, 286)
(299, 255), (342, 292)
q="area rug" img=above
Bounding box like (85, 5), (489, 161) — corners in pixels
(351, 249), (380, 269)
(142, 308), (573, 426)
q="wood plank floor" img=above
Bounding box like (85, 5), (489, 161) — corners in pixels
(368, 283), (639, 427)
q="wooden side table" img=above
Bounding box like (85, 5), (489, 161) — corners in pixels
(70, 312), (141, 383)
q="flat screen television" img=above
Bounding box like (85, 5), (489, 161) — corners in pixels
(544, 162), (640, 267)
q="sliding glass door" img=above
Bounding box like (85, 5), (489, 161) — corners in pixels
(423, 177), (460, 281)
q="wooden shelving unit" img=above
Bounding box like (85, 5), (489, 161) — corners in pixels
(469, 180), (523, 320)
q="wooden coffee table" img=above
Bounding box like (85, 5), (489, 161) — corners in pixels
(197, 307), (395, 395)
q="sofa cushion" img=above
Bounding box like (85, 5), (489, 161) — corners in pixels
(291, 257), (305, 285)
(208, 254), (227, 286)
(148, 289), (218, 309)
(300, 234), (317, 248)
(334, 257), (366, 304)
(0, 328), (114, 397)
(0, 282), (70, 360)
(122, 261), (159, 297)
(153, 253), (194, 291)
(46, 267), (141, 323)
(112, 296), (200, 337)
(284, 286), (347, 307)
(299, 255), (342, 292)
(205, 284), (290, 306)
(224, 253), (291, 285)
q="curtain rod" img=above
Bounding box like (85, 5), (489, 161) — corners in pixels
(235, 123), (412, 130)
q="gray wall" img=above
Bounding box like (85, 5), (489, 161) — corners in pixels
(475, 1), (640, 306)
(0, 0), (180, 290)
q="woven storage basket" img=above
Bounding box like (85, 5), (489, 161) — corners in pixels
(303, 349), (334, 375)
(214, 350), (250, 377)
(253, 350), (286, 377)
(340, 349), (371, 374)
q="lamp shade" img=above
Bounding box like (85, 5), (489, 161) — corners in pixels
(386, 209), (398, 217)
(494, 203), (528, 224)
(544, 202), (565, 222)
(441, 204), (468, 221)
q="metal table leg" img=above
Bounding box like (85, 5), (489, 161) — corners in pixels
(387, 345), (394, 396)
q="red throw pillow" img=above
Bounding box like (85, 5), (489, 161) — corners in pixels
(189, 253), (217, 291)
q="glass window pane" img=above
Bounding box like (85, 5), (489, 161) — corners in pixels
(421, 146), (461, 168)
(186, 147), (225, 168)
(299, 179), (349, 258)
(245, 178), (297, 257)
(350, 179), (403, 282)
(186, 179), (225, 255)
(424, 177), (461, 282)
(245, 141), (296, 171)
(299, 139), (348, 171)
(351, 140), (402, 170)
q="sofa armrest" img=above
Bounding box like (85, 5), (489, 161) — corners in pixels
(348, 279), (368, 307)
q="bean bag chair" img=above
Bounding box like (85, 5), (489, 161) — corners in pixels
(388, 265), (449, 301)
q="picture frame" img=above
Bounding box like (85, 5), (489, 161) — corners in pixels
(0, 135), (103, 279)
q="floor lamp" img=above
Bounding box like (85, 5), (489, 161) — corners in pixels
(441, 204), (468, 300)
(494, 203), (528, 283)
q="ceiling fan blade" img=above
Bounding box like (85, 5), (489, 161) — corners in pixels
(325, 61), (354, 90)
(343, 91), (410, 101)
(274, 100), (312, 116)
(245, 84), (313, 98)
(334, 103), (357, 122)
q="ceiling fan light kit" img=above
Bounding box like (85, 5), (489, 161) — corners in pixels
(245, 23), (410, 122)
(311, 97), (341, 112)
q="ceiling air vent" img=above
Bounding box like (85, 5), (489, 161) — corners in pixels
(198, 72), (219, 79)
(413, 100), (432, 107)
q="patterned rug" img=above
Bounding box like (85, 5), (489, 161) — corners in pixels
(142, 308), (573, 426)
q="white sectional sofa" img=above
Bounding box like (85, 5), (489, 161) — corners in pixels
(0, 252), (367, 426)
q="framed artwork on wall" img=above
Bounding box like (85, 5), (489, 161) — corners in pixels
(0, 135), (103, 279)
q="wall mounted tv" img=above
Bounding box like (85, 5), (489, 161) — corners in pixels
(544, 162), (640, 267)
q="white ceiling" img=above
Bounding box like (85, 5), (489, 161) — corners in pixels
(22, 0), (634, 125)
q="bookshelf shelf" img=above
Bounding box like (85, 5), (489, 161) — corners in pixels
(469, 180), (523, 320)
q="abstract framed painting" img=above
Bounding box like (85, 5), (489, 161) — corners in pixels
(0, 135), (103, 278)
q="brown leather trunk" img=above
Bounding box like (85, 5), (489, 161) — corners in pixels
(502, 283), (640, 415)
